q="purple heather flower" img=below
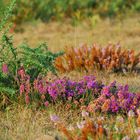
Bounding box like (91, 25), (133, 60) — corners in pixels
(111, 102), (119, 112)
(48, 87), (57, 100)
(109, 81), (116, 87)
(78, 88), (84, 94)
(83, 75), (95, 82)
(124, 85), (129, 91)
(102, 86), (110, 97)
(118, 91), (124, 100)
(68, 92), (74, 97)
(87, 81), (97, 89)
(50, 114), (59, 122)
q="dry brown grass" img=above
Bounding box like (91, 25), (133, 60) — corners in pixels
(0, 104), (82, 140)
(13, 15), (140, 52)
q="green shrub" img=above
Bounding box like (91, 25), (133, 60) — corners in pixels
(0, 0), (63, 108)
(19, 42), (63, 82)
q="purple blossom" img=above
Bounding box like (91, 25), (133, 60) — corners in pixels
(87, 81), (97, 89)
(50, 114), (59, 122)
(102, 86), (110, 97)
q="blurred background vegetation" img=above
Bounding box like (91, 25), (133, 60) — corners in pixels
(0, 0), (140, 25)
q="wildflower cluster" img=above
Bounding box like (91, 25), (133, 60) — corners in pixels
(55, 43), (140, 73)
(17, 70), (140, 113)
(19, 74), (102, 106)
(89, 82), (140, 113)
(18, 66), (31, 104)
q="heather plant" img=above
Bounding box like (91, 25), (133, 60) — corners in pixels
(88, 82), (140, 114)
(18, 74), (140, 114)
(0, 41), (63, 108)
(55, 44), (140, 73)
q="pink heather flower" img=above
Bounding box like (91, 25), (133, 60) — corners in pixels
(102, 86), (110, 96)
(25, 95), (30, 104)
(20, 84), (25, 95)
(128, 110), (135, 118)
(18, 67), (25, 79)
(122, 136), (130, 140)
(2, 63), (8, 74)
(50, 114), (59, 122)
(81, 110), (89, 117)
(44, 101), (49, 107)
(135, 128), (140, 135)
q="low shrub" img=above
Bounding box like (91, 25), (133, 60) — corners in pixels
(16, 72), (140, 114)
(55, 44), (140, 73)
(88, 82), (140, 113)
(0, 0), (63, 108)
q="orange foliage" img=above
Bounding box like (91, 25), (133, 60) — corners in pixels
(55, 43), (140, 73)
